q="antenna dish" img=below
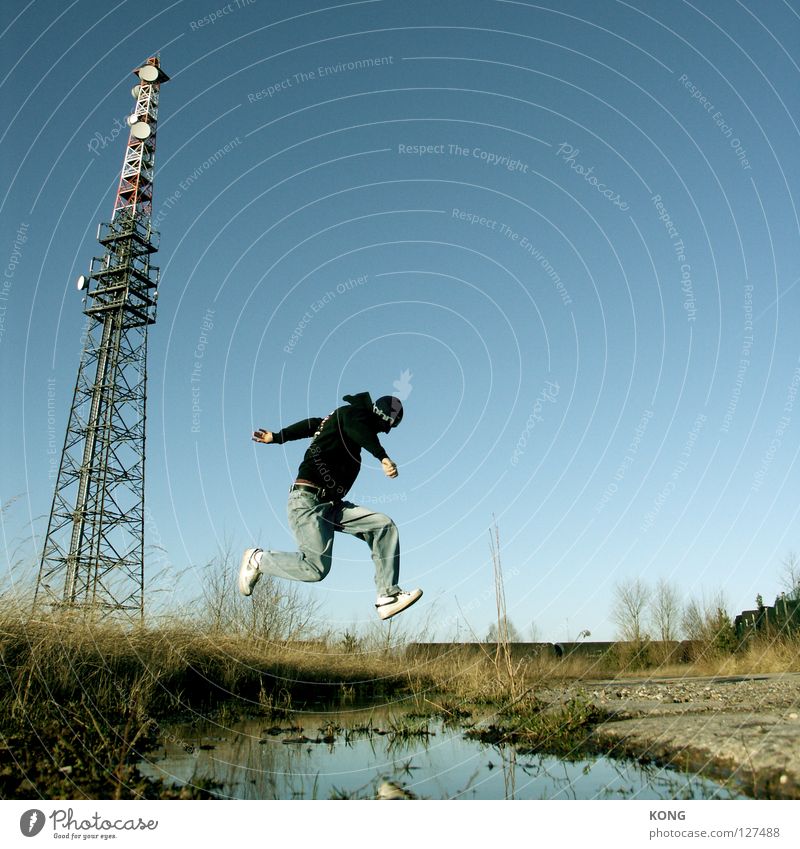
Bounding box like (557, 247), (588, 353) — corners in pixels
(127, 113), (139, 126)
(138, 65), (159, 83)
(131, 85), (140, 99)
(76, 275), (88, 291)
(130, 122), (152, 140)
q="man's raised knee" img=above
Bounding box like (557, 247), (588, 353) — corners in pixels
(375, 513), (396, 531)
(298, 553), (331, 582)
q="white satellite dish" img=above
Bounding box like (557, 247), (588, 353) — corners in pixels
(131, 122), (151, 140)
(131, 84), (140, 99)
(138, 65), (159, 83)
(127, 113), (139, 126)
(76, 275), (88, 291)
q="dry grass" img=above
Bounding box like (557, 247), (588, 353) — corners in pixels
(684, 633), (800, 677)
(0, 606), (420, 725)
(401, 632), (800, 700)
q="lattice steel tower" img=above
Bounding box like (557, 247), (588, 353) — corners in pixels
(35, 57), (170, 619)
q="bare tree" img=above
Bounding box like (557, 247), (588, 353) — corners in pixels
(195, 545), (320, 642)
(681, 590), (736, 652)
(780, 551), (800, 601)
(681, 597), (705, 641)
(486, 616), (521, 643)
(611, 578), (651, 642)
(650, 579), (682, 642)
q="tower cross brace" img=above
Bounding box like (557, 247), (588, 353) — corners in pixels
(35, 57), (170, 620)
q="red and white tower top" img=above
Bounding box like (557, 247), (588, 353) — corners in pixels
(112, 56), (169, 222)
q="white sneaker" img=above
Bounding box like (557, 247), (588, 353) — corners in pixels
(239, 548), (263, 596)
(375, 588), (423, 620)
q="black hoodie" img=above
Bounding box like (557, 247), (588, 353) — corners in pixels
(271, 392), (389, 498)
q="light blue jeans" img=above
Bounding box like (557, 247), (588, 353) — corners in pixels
(257, 489), (401, 597)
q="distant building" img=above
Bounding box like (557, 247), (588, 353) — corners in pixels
(734, 595), (800, 639)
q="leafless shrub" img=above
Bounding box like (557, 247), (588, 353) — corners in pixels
(650, 578), (682, 642)
(780, 551), (800, 601)
(611, 578), (651, 642)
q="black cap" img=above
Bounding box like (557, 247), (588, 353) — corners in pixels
(373, 395), (404, 431)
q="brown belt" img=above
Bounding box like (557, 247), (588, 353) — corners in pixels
(290, 480), (333, 500)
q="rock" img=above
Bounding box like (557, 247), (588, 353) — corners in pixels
(377, 780), (416, 800)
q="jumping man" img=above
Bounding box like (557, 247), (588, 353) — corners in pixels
(238, 392), (423, 620)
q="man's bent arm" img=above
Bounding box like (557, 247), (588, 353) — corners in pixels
(343, 415), (389, 461)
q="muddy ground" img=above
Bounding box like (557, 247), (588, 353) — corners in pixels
(536, 672), (800, 799)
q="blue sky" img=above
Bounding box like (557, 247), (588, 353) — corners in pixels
(1, 0), (799, 640)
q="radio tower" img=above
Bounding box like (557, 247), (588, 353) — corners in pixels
(34, 57), (170, 620)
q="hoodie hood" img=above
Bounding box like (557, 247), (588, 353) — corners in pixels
(342, 391), (400, 433)
(342, 391), (374, 410)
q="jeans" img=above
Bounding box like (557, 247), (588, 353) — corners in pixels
(257, 489), (401, 597)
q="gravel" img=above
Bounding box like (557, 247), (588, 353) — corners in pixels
(536, 673), (800, 798)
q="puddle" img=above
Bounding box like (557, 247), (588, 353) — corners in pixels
(137, 703), (743, 800)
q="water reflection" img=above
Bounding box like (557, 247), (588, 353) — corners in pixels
(137, 703), (740, 800)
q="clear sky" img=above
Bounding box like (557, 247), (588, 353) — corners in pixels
(1, 0), (799, 641)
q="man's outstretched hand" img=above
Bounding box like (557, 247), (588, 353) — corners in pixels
(382, 457), (398, 478)
(253, 429), (274, 444)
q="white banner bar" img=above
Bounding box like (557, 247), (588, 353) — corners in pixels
(2, 799), (798, 848)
